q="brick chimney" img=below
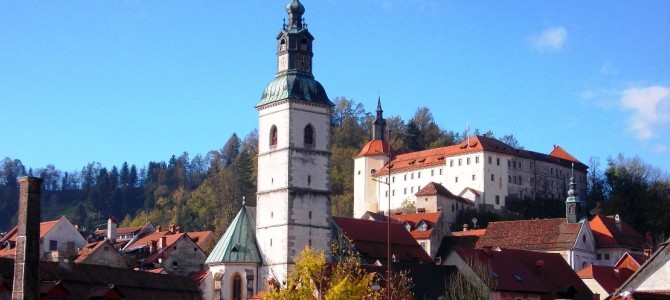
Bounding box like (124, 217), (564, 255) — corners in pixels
(107, 217), (117, 245)
(12, 176), (43, 300)
(615, 214), (622, 231)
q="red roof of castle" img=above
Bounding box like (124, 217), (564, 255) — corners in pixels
(356, 140), (391, 157)
(373, 135), (586, 176)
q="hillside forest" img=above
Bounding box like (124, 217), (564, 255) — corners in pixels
(1, 98), (669, 244)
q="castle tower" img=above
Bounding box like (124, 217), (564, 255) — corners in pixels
(255, 0), (334, 284)
(353, 98), (391, 218)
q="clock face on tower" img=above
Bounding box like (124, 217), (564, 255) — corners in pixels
(278, 54), (288, 72)
(296, 53), (311, 72)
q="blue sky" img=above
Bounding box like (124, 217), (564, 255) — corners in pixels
(1, 0), (669, 175)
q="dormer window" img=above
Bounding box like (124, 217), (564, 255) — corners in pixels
(404, 222), (411, 232)
(270, 125), (278, 147)
(417, 221), (428, 232)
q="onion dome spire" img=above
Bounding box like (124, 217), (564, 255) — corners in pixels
(286, 0), (305, 30)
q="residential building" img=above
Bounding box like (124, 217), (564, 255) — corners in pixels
(577, 265), (635, 299)
(414, 182), (474, 228)
(361, 211), (451, 259)
(353, 117), (588, 217)
(612, 237), (670, 299)
(331, 217), (433, 265)
(590, 214), (650, 267)
(0, 216), (87, 262)
(444, 247), (594, 300)
(614, 252), (649, 272)
(74, 239), (127, 268)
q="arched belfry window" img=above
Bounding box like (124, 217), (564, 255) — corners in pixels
(231, 273), (242, 300)
(270, 125), (278, 147)
(280, 39), (286, 51)
(304, 124), (314, 146)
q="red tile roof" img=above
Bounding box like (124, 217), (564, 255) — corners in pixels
(476, 218), (583, 251)
(186, 230), (214, 248)
(589, 215), (647, 250)
(94, 225), (144, 237)
(452, 229), (486, 237)
(374, 135), (587, 176)
(456, 247), (550, 294)
(0, 216), (69, 257)
(332, 217), (433, 264)
(415, 182), (474, 206)
(549, 145), (582, 164)
(356, 140), (391, 157)
(390, 212), (442, 239)
(614, 252), (646, 271)
(577, 265), (634, 294)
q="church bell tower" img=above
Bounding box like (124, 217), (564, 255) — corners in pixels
(255, 0), (334, 284)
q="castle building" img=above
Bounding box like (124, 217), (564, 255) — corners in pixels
(353, 104), (588, 218)
(254, 0), (334, 284)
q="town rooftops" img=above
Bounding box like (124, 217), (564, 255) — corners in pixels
(577, 265), (635, 294)
(389, 212), (442, 240)
(0, 257), (201, 299)
(0, 216), (74, 257)
(373, 135), (586, 176)
(476, 218), (583, 251)
(331, 217), (433, 264)
(590, 215), (648, 250)
(206, 206), (261, 264)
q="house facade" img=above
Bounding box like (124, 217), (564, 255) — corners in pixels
(0, 216), (87, 262)
(590, 214), (650, 267)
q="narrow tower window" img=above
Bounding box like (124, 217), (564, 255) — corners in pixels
(304, 124), (314, 146)
(232, 273), (242, 300)
(270, 125), (278, 146)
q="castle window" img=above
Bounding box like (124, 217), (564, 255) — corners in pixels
(450, 160), (453, 167)
(308, 175), (311, 185)
(232, 273), (242, 300)
(431, 170), (434, 176)
(472, 174), (476, 181)
(417, 172), (421, 178)
(270, 125), (278, 147)
(304, 124), (314, 146)
(455, 176), (459, 183)
(458, 159), (462, 166)
(495, 195), (500, 205)
(467, 158), (471, 165)
(476, 157), (480, 164)
(496, 158), (500, 166)
(439, 169), (443, 175)
(491, 174), (495, 182)
(488, 157), (492, 164)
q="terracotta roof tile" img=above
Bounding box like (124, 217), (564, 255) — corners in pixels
(375, 135), (587, 176)
(476, 218), (583, 251)
(390, 212), (441, 239)
(549, 145), (581, 164)
(332, 217), (432, 264)
(589, 215), (647, 250)
(415, 182), (474, 206)
(356, 140), (391, 157)
(577, 265), (634, 294)
(452, 229), (486, 237)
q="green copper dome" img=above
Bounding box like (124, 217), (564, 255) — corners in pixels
(256, 74), (333, 107)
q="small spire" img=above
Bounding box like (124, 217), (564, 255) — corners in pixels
(286, 0), (305, 29)
(372, 97), (386, 141)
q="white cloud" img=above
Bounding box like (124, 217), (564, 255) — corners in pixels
(620, 86), (670, 140)
(651, 144), (668, 153)
(530, 26), (567, 51)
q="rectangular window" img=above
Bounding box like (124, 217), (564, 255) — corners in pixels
(411, 173), (414, 179)
(450, 160), (454, 167)
(404, 188), (407, 195)
(439, 169), (443, 175)
(519, 175), (522, 184)
(596, 254), (602, 260)
(467, 158), (471, 165)
(455, 176), (459, 183)
(605, 254), (610, 260)
(411, 187), (414, 193)
(393, 176), (395, 183)
(49, 240), (57, 251)
(392, 190), (395, 196)
(496, 158), (500, 166)
(418, 172), (421, 178)
(508, 175), (512, 183)
(495, 195), (500, 205)
(472, 174), (476, 181)
(385, 191), (388, 197)
(404, 174), (407, 181)
(476, 157), (480, 164)
(431, 170), (434, 176)
(458, 159), (462, 166)
(491, 174), (495, 181)
(508, 160), (511, 168)
(488, 156), (492, 164)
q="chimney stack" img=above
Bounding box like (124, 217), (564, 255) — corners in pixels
(107, 217), (117, 245)
(463, 224), (469, 231)
(615, 214), (622, 231)
(13, 176), (43, 300)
